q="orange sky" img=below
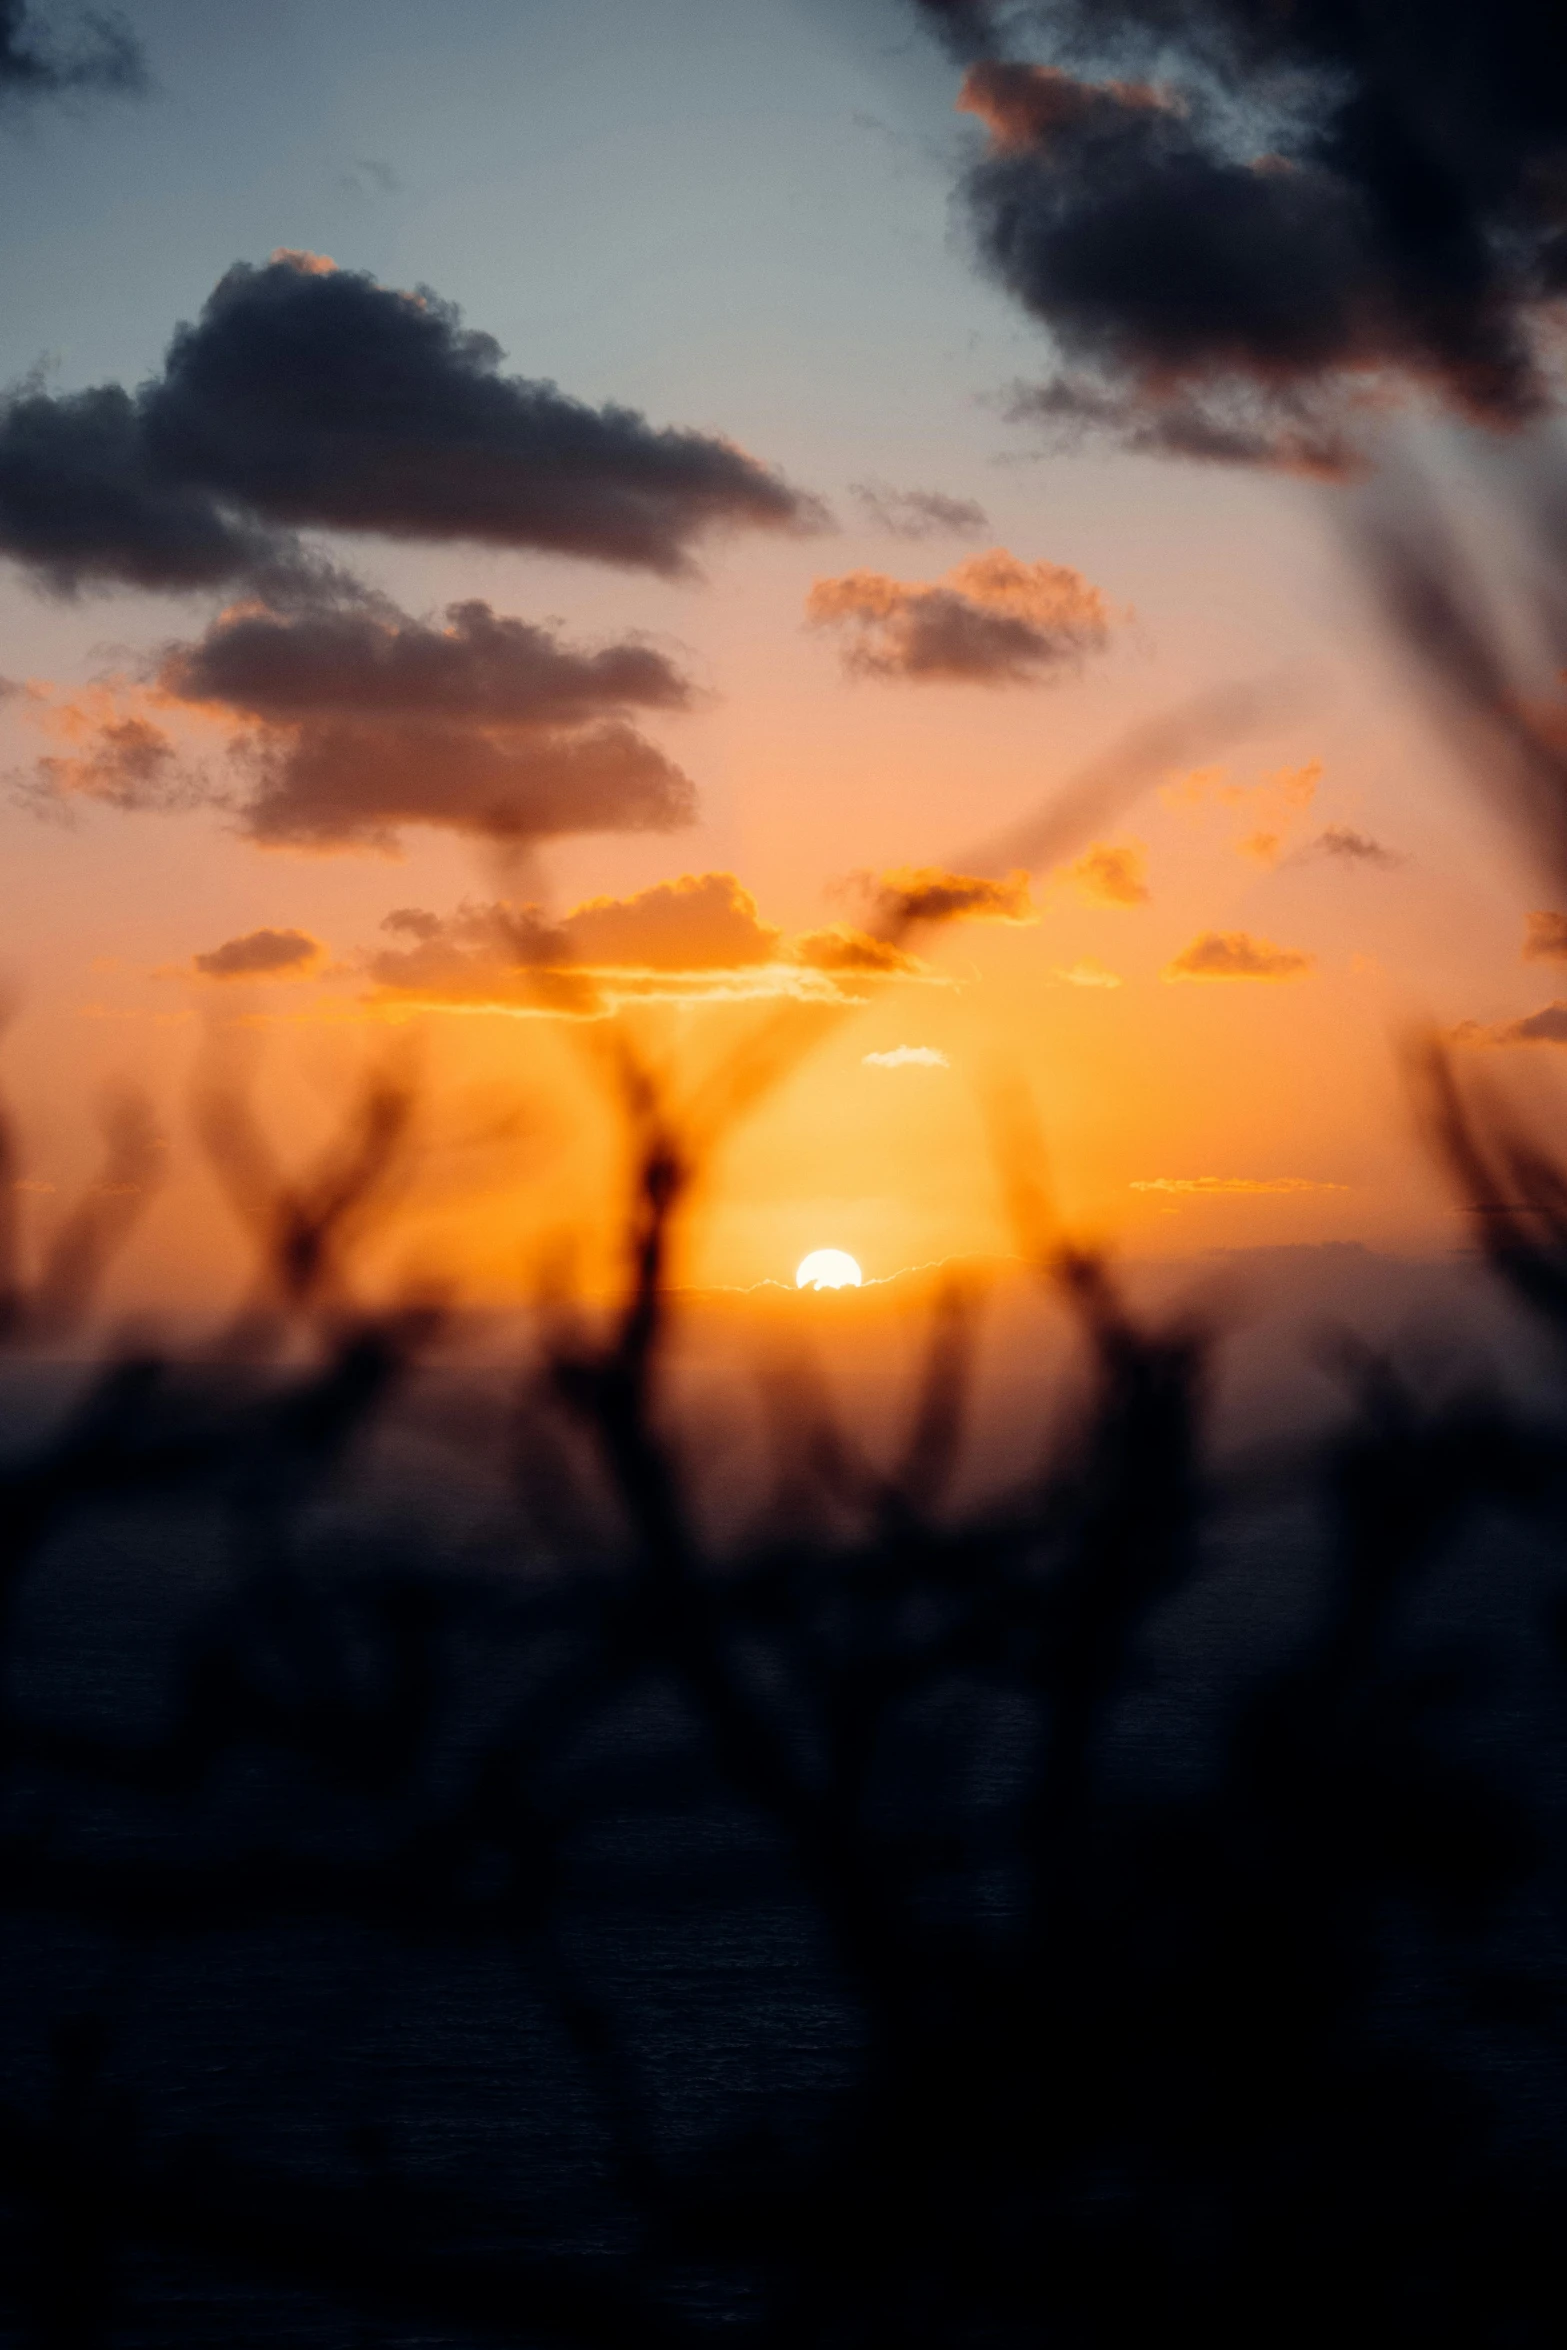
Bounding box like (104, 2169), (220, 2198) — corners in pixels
(4, 8), (1567, 1321)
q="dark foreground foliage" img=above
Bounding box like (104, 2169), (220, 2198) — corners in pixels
(2, 1049), (1567, 2345)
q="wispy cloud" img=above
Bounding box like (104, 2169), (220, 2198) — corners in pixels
(849, 482), (989, 540)
(863, 1045), (950, 1069)
(1163, 760), (1320, 867)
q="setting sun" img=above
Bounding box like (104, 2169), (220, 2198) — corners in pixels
(796, 1249), (863, 1291)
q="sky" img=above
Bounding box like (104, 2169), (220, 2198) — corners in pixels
(4, 0), (1567, 1310)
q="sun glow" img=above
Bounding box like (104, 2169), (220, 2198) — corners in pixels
(796, 1249), (863, 1291)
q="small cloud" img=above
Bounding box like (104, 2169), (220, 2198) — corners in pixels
(806, 548), (1112, 684)
(1069, 841), (1147, 907)
(794, 927), (925, 975)
(849, 482), (990, 540)
(870, 866), (1036, 926)
(191, 927), (324, 980)
(15, 684), (205, 816)
(1164, 760), (1322, 865)
(1129, 1176), (1348, 1195)
(1164, 930), (1314, 982)
(1312, 825), (1402, 867)
(863, 1044), (949, 1068)
(1523, 910), (1567, 962)
(1458, 1001), (1567, 1046)
(1265, 762), (1321, 811)
(1052, 960), (1122, 988)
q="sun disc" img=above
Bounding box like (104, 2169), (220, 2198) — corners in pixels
(796, 1248), (863, 1291)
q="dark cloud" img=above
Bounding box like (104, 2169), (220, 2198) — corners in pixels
(160, 597), (693, 728)
(907, 0), (1005, 63)
(234, 718), (692, 853)
(1459, 1001), (1567, 1046)
(869, 865), (1035, 924)
(1312, 826), (1403, 867)
(849, 481), (990, 539)
(0, 251), (822, 596)
(1523, 911), (1567, 962)
(0, 0), (145, 104)
(913, 3), (1567, 467)
(28, 596), (699, 852)
(1164, 929), (1314, 981)
(807, 547), (1111, 682)
(192, 927), (322, 981)
(0, 381), (334, 599)
(1505, 1004), (1567, 1043)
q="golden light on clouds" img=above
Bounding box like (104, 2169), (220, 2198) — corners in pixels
(1129, 1176), (1348, 1195)
(1068, 841), (1148, 906)
(1163, 931), (1315, 982)
(1162, 759), (1321, 866)
(1052, 960), (1122, 988)
(806, 548), (1112, 684)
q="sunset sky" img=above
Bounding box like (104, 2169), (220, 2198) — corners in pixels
(5, 0), (1567, 1307)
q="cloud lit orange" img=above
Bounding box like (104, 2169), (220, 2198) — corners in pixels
(1164, 931), (1315, 982)
(806, 548), (1111, 683)
(1069, 841), (1148, 906)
